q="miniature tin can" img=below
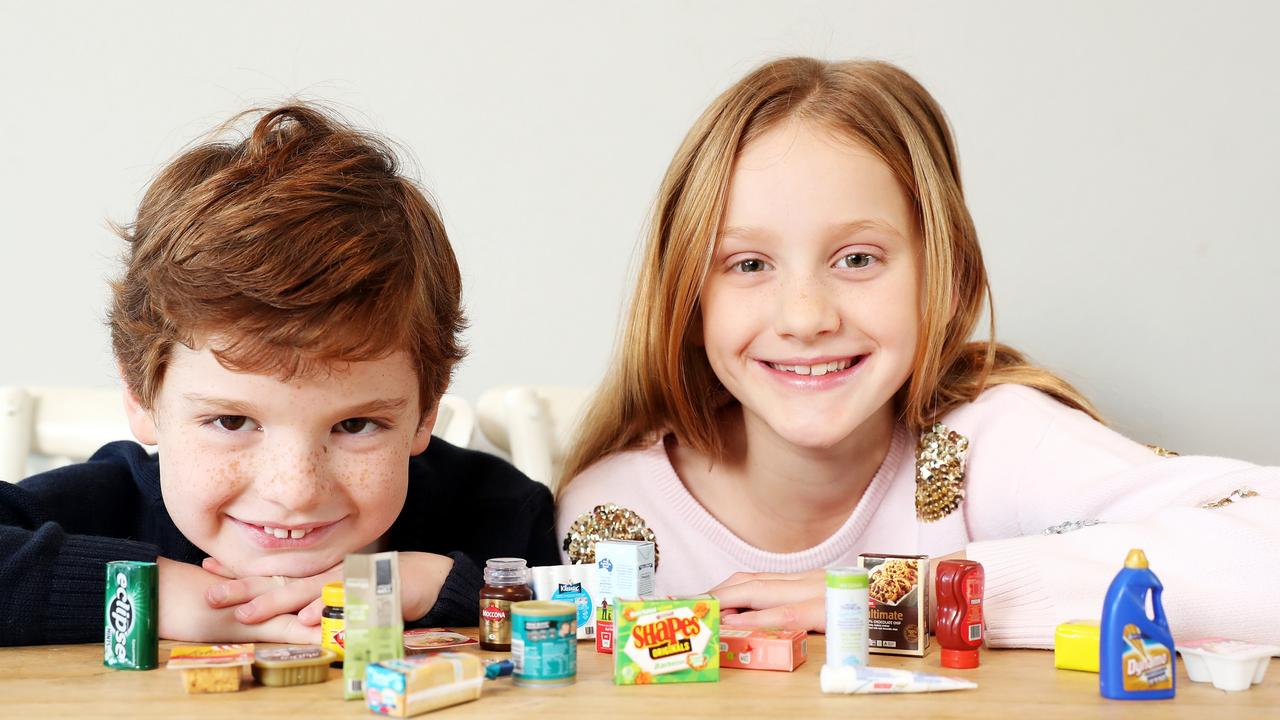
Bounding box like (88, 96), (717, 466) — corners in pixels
(103, 560), (158, 670)
(825, 567), (869, 669)
(511, 600), (577, 687)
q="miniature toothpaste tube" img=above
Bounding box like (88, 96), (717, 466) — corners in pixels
(719, 628), (808, 671)
(365, 652), (483, 717)
(166, 644), (254, 693)
(1178, 638), (1279, 692)
(820, 665), (977, 694)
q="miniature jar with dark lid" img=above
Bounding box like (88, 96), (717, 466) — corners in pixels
(479, 558), (532, 651)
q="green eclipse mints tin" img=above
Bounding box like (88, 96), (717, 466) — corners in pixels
(103, 561), (158, 670)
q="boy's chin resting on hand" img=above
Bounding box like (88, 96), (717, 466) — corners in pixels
(198, 552), (456, 630)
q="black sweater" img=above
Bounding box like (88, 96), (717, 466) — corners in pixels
(0, 438), (560, 646)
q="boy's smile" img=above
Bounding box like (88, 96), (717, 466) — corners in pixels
(124, 343), (434, 578)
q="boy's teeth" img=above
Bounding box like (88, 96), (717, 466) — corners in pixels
(262, 526), (309, 539)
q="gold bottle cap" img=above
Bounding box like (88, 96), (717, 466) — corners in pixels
(1124, 548), (1149, 569)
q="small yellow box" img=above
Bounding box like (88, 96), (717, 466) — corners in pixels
(1054, 620), (1100, 673)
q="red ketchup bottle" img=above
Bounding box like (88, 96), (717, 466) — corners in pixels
(935, 559), (984, 669)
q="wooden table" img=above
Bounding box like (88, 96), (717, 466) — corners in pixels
(2, 632), (1275, 719)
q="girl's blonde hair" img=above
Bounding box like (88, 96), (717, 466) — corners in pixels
(559, 57), (1097, 494)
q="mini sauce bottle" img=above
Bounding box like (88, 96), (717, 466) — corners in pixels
(1100, 549), (1176, 700)
(480, 558), (532, 652)
(935, 559), (984, 669)
(320, 580), (345, 667)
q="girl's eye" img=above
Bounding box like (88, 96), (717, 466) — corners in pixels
(836, 253), (875, 269)
(335, 418), (380, 435)
(213, 415), (258, 432)
(732, 258), (771, 273)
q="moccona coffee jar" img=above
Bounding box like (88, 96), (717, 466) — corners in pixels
(479, 558), (533, 651)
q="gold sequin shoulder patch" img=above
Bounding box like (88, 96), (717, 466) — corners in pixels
(915, 423), (970, 522)
(563, 503), (660, 569)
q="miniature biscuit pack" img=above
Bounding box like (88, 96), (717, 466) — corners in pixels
(858, 553), (930, 657)
(614, 596), (719, 685)
(719, 628), (808, 671)
(365, 652), (483, 717)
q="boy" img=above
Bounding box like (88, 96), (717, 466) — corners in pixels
(0, 104), (559, 645)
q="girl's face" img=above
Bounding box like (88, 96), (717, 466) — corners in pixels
(699, 120), (921, 451)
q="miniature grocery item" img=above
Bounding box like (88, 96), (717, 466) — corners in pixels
(614, 596), (719, 685)
(1178, 638), (1280, 692)
(483, 659), (515, 679)
(512, 600), (578, 687)
(251, 646), (335, 686)
(166, 644), (253, 693)
(103, 560), (158, 670)
(344, 551), (405, 700)
(321, 580), (345, 666)
(365, 652), (483, 717)
(532, 563), (598, 640)
(1100, 549), (1175, 700)
(825, 567), (869, 668)
(403, 628), (477, 653)
(859, 554), (929, 657)
(820, 665), (977, 694)
(1054, 620), (1100, 673)
(594, 540), (656, 655)
(719, 628), (807, 671)
(935, 559), (983, 669)
(479, 557), (532, 651)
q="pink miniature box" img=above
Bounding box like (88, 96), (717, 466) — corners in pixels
(719, 628), (808, 671)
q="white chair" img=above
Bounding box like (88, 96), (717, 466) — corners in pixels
(0, 385), (136, 483)
(477, 385), (593, 488)
(433, 394), (475, 449)
(0, 386), (475, 483)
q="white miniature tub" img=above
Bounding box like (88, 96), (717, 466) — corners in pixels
(1177, 638), (1279, 692)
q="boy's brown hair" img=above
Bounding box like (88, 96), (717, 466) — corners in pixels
(110, 103), (465, 414)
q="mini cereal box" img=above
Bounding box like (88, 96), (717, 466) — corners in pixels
(614, 596), (719, 685)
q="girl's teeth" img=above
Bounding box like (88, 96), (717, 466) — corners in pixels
(290, 529), (306, 539)
(768, 358), (856, 375)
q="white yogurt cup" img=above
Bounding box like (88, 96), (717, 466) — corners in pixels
(1177, 638), (1279, 692)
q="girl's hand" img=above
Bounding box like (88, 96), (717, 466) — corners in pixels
(708, 569), (827, 632)
(158, 557), (317, 644)
(202, 556), (340, 626)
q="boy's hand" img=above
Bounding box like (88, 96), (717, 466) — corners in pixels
(157, 557), (316, 644)
(202, 557), (341, 626)
(397, 552), (454, 623)
(709, 569), (827, 632)
(203, 551), (454, 626)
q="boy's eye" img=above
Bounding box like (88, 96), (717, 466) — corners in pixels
(836, 253), (875, 269)
(732, 258), (771, 273)
(335, 418), (380, 435)
(213, 415), (258, 432)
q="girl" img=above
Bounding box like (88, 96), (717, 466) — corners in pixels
(555, 57), (1279, 648)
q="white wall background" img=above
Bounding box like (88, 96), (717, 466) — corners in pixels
(1, 0), (1276, 464)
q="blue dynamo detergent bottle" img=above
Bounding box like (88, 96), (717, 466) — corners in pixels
(1099, 549), (1176, 700)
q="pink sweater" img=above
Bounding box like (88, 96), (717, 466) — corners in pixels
(556, 384), (1280, 648)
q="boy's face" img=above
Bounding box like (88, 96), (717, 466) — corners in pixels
(124, 343), (434, 578)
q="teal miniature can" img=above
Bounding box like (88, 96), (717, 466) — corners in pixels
(511, 600), (577, 687)
(103, 560), (158, 670)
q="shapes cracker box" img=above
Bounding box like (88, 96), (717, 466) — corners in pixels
(614, 596), (719, 685)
